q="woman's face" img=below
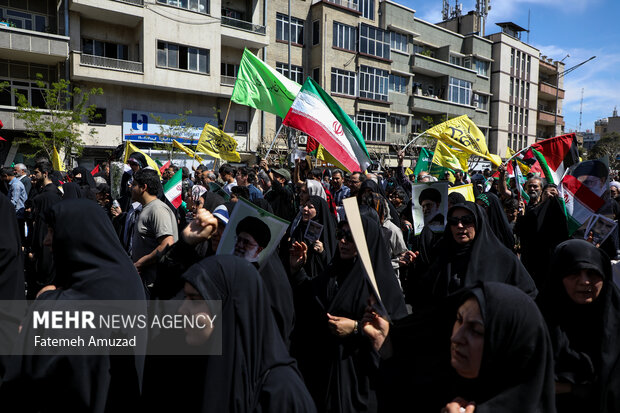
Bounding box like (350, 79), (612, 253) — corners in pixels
(179, 282), (215, 346)
(610, 186), (619, 199)
(448, 208), (476, 245)
(563, 268), (604, 304)
(302, 201), (317, 222)
(337, 224), (357, 260)
(450, 297), (485, 379)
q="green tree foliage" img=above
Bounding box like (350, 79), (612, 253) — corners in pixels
(151, 110), (196, 159)
(13, 74), (103, 162)
(588, 132), (620, 169)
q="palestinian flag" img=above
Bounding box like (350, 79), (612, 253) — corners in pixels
(159, 160), (171, 175)
(512, 159), (530, 204)
(283, 78), (371, 173)
(560, 174), (605, 235)
(530, 133), (579, 185)
(163, 169), (183, 208)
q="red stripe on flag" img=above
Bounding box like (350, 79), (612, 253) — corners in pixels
(561, 174), (605, 212)
(90, 164), (100, 176)
(159, 160), (171, 175)
(531, 133), (577, 171)
(284, 110), (360, 172)
(305, 135), (319, 154)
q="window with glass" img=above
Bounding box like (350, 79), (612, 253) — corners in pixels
(359, 24), (390, 60)
(389, 74), (407, 94)
(0, 7), (47, 32)
(357, 111), (386, 142)
(331, 68), (356, 96)
(475, 59), (489, 76)
(390, 31), (407, 53)
(312, 20), (320, 45)
(312, 67), (320, 82)
(276, 13), (304, 45)
(526, 83), (530, 102)
(333, 22), (357, 52)
(450, 55), (463, 66)
(510, 48), (515, 68)
(276, 62), (304, 84)
(221, 63), (238, 77)
(520, 80), (525, 100)
(359, 0), (374, 20)
(359, 66), (388, 101)
(473, 94), (488, 111)
(157, 41), (209, 73)
(83, 38), (129, 60)
(508, 106), (513, 126)
(448, 77), (472, 105)
(527, 55), (531, 76)
(390, 115), (407, 134)
(157, 0), (209, 14)
(524, 109), (529, 128)
(412, 118), (422, 134)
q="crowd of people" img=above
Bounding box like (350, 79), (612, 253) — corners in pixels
(0, 147), (619, 413)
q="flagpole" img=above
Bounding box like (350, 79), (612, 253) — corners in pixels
(222, 100), (233, 132)
(264, 123), (285, 159)
(402, 131), (430, 152)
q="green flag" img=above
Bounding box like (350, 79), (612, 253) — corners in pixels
(231, 48), (301, 118)
(412, 147), (433, 181)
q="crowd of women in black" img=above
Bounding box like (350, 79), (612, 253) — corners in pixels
(0, 152), (619, 413)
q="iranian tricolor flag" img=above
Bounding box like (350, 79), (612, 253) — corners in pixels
(530, 133), (580, 185)
(560, 174), (605, 235)
(283, 78), (371, 173)
(164, 169), (183, 209)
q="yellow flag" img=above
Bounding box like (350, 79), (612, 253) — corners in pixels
(405, 167), (414, 176)
(123, 141), (162, 177)
(52, 146), (65, 172)
(426, 115), (501, 167)
(506, 147), (530, 175)
(196, 123), (240, 163)
(448, 183), (476, 202)
(315, 145), (349, 172)
(430, 141), (470, 183)
(173, 140), (204, 163)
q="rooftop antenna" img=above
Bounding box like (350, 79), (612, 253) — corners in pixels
(578, 88), (584, 132)
(442, 0), (450, 21)
(476, 0), (490, 36)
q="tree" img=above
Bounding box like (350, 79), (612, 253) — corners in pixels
(588, 132), (620, 169)
(151, 110), (197, 160)
(13, 74), (103, 164)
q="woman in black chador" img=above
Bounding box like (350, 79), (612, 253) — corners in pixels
(0, 199), (147, 412)
(288, 208), (407, 413)
(537, 239), (620, 412)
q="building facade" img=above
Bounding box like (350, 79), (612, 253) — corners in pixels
(537, 54), (565, 141)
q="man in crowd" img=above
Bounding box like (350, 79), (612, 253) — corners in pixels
(13, 163), (32, 197)
(348, 172), (366, 197)
(219, 164), (237, 195)
(236, 166), (263, 202)
(1, 167), (27, 219)
(330, 169), (350, 218)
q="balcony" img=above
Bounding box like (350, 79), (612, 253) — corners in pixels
(322, 0), (360, 12)
(71, 51), (144, 86)
(221, 17), (268, 49)
(537, 110), (564, 126)
(221, 75), (236, 86)
(80, 53), (143, 73)
(539, 82), (564, 100)
(411, 54), (477, 82)
(0, 25), (69, 65)
(411, 94), (477, 118)
(69, 0), (144, 26)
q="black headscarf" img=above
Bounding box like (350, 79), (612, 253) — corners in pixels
(72, 166), (96, 190)
(416, 202), (537, 309)
(358, 180), (401, 229)
(61, 181), (84, 200)
(476, 192), (515, 251)
(30, 183), (63, 290)
(1, 199), (147, 412)
(291, 209), (407, 412)
(537, 239), (620, 412)
(181, 255), (316, 412)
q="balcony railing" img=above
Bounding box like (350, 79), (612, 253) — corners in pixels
(324, 0), (359, 11)
(221, 16), (265, 35)
(80, 54), (143, 73)
(221, 75), (236, 86)
(113, 0), (144, 5)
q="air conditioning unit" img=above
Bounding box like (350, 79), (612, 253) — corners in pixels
(299, 135), (308, 145)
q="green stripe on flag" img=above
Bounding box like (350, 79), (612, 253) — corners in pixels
(532, 148), (555, 185)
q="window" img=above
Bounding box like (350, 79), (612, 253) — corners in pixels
(157, 41), (209, 73)
(390, 31), (407, 53)
(412, 118), (422, 134)
(312, 67), (320, 82)
(450, 55), (462, 66)
(519, 108), (523, 127)
(521, 53), (526, 73)
(221, 63), (238, 77)
(527, 55), (531, 76)
(331, 68), (356, 96)
(0, 7), (47, 32)
(413, 43), (425, 55)
(508, 106), (513, 126)
(475, 59), (489, 76)
(312, 20), (320, 45)
(359, 66), (388, 101)
(389, 74), (407, 94)
(524, 109), (529, 128)
(448, 77), (472, 105)
(0, 77), (46, 107)
(359, 0), (374, 20)
(157, 0), (209, 14)
(276, 62), (304, 84)
(390, 115), (407, 134)
(83, 38), (129, 60)
(359, 24), (389, 60)
(276, 13), (304, 45)
(509, 78), (514, 97)
(526, 83), (530, 103)
(333, 22), (357, 51)
(357, 111), (386, 142)
(473, 94), (488, 111)
(520, 80), (525, 101)
(89, 108), (107, 125)
(510, 48), (515, 68)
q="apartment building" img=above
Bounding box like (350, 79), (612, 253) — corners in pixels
(1, 0), (268, 167)
(537, 54), (565, 140)
(595, 108), (620, 136)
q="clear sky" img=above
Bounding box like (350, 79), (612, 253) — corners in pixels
(399, 0), (620, 134)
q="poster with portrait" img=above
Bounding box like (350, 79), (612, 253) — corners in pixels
(585, 214), (617, 246)
(566, 158), (609, 200)
(216, 198), (289, 266)
(411, 182), (449, 235)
